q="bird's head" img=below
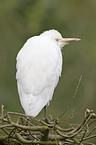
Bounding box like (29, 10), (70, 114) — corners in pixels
(40, 29), (80, 49)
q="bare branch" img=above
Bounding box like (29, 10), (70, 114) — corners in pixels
(16, 133), (56, 144)
(0, 105), (96, 144)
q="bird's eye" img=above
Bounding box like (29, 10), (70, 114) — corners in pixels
(55, 38), (59, 41)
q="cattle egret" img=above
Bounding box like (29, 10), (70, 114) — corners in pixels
(16, 29), (80, 117)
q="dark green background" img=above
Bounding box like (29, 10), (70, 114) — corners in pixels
(0, 0), (96, 125)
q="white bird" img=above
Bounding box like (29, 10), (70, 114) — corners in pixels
(16, 29), (80, 117)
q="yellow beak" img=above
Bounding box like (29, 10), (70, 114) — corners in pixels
(58, 38), (81, 44)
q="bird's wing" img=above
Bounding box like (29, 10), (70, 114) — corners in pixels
(16, 36), (62, 96)
(16, 36), (62, 116)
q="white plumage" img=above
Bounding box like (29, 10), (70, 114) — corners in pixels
(16, 29), (80, 117)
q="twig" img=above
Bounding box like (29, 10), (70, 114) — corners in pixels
(86, 126), (96, 137)
(79, 135), (96, 141)
(16, 133), (56, 144)
(0, 105), (96, 144)
(56, 75), (82, 119)
(0, 135), (8, 141)
(1, 105), (4, 118)
(79, 127), (87, 144)
(55, 125), (74, 132)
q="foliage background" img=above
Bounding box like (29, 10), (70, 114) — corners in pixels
(0, 0), (96, 127)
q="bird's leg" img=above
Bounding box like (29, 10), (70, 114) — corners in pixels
(26, 117), (30, 139)
(26, 117), (29, 126)
(44, 105), (48, 123)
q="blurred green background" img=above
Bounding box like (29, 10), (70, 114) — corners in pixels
(0, 0), (96, 125)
